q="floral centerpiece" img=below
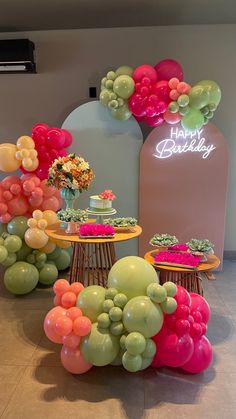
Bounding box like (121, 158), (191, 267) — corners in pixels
(149, 233), (179, 250)
(57, 209), (88, 223)
(187, 239), (214, 255)
(154, 251), (201, 269)
(79, 224), (115, 237)
(104, 217), (137, 227)
(99, 190), (116, 201)
(48, 153), (94, 209)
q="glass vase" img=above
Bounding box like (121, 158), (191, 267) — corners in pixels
(60, 188), (80, 210)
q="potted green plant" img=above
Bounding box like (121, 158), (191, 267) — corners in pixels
(187, 239), (214, 257)
(57, 209), (88, 233)
(149, 233), (179, 251)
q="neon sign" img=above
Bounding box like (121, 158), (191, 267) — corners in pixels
(153, 127), (216, 160)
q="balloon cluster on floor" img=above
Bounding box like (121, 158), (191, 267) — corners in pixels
(0, 214), (71, 295)
(99, 59), (221, 130)
(0, 123), (72, 179)
(44, 256), (212, 374)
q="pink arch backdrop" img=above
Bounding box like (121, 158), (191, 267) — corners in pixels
(139, 122), (228, 268)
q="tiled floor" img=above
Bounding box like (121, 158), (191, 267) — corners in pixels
(0, 261), (236, 419)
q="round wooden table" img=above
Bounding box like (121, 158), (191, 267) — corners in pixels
(144, 249), (220, 295)
(45, 223), (142, 286)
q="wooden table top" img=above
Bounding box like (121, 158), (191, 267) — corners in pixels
(45, 223), (142, 244)
(144, 249), (220, 272)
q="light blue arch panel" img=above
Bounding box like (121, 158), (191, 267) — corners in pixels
(62, 101), (143, 259)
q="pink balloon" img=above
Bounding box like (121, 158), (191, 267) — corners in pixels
(54, 294), (61, 306)
(55, 315), (73, 336)
(175, 285), (191, 307)
(49, 149), (60, 160)
(132, 65), (157, 84)
(41, 196), (60, 211)
(66, 307), (83, 321)
(3, 191), (13, 201)
(143, 114), (164, 127)
(40, 179), (57, 197)
(0, 203), (8, 215)
(61, 345), (93, 374)
(177, 82), (191, 94)
(163, 110), (181, 124)
(128, 94), (147, 117)
(152, 80), (171, 103)
(153, 329), (194, 367)
(169, 89), (180, 101)
(62, 333), (81, 349)
(155, 59), (184, 81)
(190, 293), (211, 324)
(44, 306), (67, 343)
(164, 314), (177, 331)
(61, 129), (73, 148)
(70, 282), (84, 296)
(168, 77), (179, 89)
(73, 316), (92, 337)
(37, 146), (48, 159)
(58, 148), (67, 157)
(175, 319), (191, 337)
(8, 196), (28, 215)
(0, 213), (11, 223)
(190, 322), (203, 340)
(61, 292), (77, 309)
(32, 123), (48, 146)
(2, 176), (21, 189)
(47, 128), (65, 149)
(32, 187), (43, 198)
(10, 184), (21, 195)
(146, 106), (156, 118)
(29, 195), (43, 207)
(53, 279), (70, 296)
(23, 180), (35, 193)
(182, 336), (213, 373)
(175, 304), (190, 320)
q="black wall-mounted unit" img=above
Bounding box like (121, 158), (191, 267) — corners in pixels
(0, 39), (36, 73)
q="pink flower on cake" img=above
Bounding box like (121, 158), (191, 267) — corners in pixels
(99, 190), (116, 201)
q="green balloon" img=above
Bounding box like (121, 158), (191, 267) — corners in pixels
(109, 307), (123, 322)
(108, 99), (119, 109)
(168, 101), (179, 113)
(179, 105), (190, 116)
(26, 253), (36, 264)
(146, 283), (167, 303)
(113, 75), (135, 99)
(108, 256), (158, 300)
(47, 247), (62, 260)
(113, 293), (128, 308)
(206, 110), (214, 119)
(163, 282), (177, 297)
(35, 261), (45, 270)
(103, 299), (114, 312)
(0, 245), (8, 263)
(196, 80), (221, 107)
(101, 77), (107, 86)
(111, 103), (131, 121)
(160, 297), (177, 314)
(16, 241), (31, 261)
(100, 89), (111, 106)
(110, 321), (124, 336)
(97, 313), (111, 329)
(142, 339), (156, 358)
(189, 85), (209, 109)
(208, 102), (217, 111)
(116, 66), (133, 77)
(0, 237), (4, 245)
(38, 264), (58, 285)
(54, 250), (70, 271)
(4, 262), (39, 295)
(0, 223), (7, 235)
(7, 216), (28, 238)
(4, 235), (22, 253)
(140, 357), (153, 370)
(106, 71), (116, 81)
(109, 92), (117, 100)
(122, 351), (142, 372)
(77, 285), (105, 322)
(177, 94), (189, 107)
(120, 333), (128, 350)
(181, 108), (204, 131)
(2, 252), (17, 267)
(35, 251), (47, 263)
(105, 288), (118, 300)
(47, 260), (56, 266)
(201, 106), (210, 116)
(123, 296), (163, 338)
(105, 79), (114, 89)
(110, 348), (125, 366)
(125, 332), (146, 355)
(81, 323), (119, 366)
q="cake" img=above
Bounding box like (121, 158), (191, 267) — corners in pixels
(89, 195), (113, 212)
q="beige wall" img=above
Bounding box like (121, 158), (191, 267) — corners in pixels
(0, 25), (235, 250)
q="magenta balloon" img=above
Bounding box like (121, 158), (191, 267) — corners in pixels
(175, 285), (191, 307)
(153, 329), (194, 367)
(32, 123), (49, 146)
(49, 149), (60, 160)
(128, 93), (147, 117)
(152, 80), (171, 103)
(61, 129), (73, 148)
(155, 59), (184, 81)
(143, 114), (164, 127)
(58, 148), (67, 157)
(182, 336), (213, 373)
(47, 128), (65, 149)
(36, 164), (50, 180)
(190, 293), (211, 324)
(132, 65), (157, 84)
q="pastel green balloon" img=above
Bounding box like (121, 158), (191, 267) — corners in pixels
(38, 264), (58, 285)
(103, 299), (114, 312)
(110, 348), (125, 366)
(35, 261), (45, 270)
(111, 103), (132, 121)
(109, 307), (123, 322)
(116, 66), (133, 77)
(122, 351), (142, 372)
(140, 357), (153, 370)
(99, 89), (111, 106)
(0, 245), (8, 263)
(113, 75), (135, 99)
(110, 321), (124, 336)
(47, 247), (62, 260)
(108, 99), (119, 109)
(7, 216), (28, 238)
(4, 262), (39, 295)
(35, 251), (47, 263)
(105, 79), (114, 89)
(4, 235), (22, 253)
(125, 332), (146, 355)
(177, 94), (189, 107)
(0, 237), (4, 245)
(2, 252), (17, 267)
(168, 101), (179, 113)
(163, 282), (177, 297)
(113, 293), (128, 308)
(77, 285), (105, 322)
(105, 288), (118, 300)
(196, 80), (221, 107)
(160, 297), (177, 314)
(208, 102), (217, 111)
(189, 85), (209, 109)
(16, 241), (31, 261)
(54, 250), (70, 270)
(123, 296), (163, 338)
(97, 313), (111, 329)
(201, 106), (209, 116)
(142, 339), (156, 358)
(108, 256), (158, 300)
(206, 110), (214, 119)
(146, 283), (167, 303)
(106, 71), (116, 80)
(101, 77), (107, 86)
(26, 253), (36, 264)
(81, 323), (119, 366)
(181, 108), (204, 131)
(179, 105), (190, 116)
(120, 334), (128, 350)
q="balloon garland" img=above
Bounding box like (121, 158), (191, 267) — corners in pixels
(99, 59), (221, 130)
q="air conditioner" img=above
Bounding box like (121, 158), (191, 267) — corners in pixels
(0, 39), (36, 73)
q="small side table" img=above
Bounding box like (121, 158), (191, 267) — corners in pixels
(45, 223), (142, 287)
(144, 250), (220, 296)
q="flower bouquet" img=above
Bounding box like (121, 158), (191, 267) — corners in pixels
(79, 224), (115, 238)
(149, 233), (179, 251)
(187, 239), (214, 261)
(154, 251), (201, 269)
(104, 217), (137, 232)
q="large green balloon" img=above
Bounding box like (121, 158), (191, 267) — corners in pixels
(47, 247), (62, 260)
(181, 108), (204, 131)
(7, 216), (28, 238)
(54, 250), (70, 271)
(4, 235), (22, 253)
(196, 80), (221, 107)
(4, 262), (39, 295)
(38, 264), (58, 285)
(81, 323), (119, 366)
(77, 285), (105, 322)
(116, 66), (133, 77)
(188, 85), (209, 110)
(111, 103), (131, 121)
(123, 296), (163, 338)
(108, 256), (158, 300)
(113, 75), (135, 99)
(0, 245), (8, 263)
(16, 241), (32, 261)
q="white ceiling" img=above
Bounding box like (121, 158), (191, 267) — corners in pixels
(0, 0), (236, 32)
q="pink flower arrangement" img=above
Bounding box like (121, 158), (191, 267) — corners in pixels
(79, 224), (115, 237)
(99, 190), (116, 201)
(168, 244), (189, 252)
(154, 251), (201, 268)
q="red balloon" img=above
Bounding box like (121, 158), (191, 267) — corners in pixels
(175, 285), (191, 307)
(155, 59), (184, 81)
(32, 123), (48, 146)
(132, 64), (157, 84)
(190, 293), (211, 324)
(47, 128), (65, 149)
(152, 80), (171, 103)
(175, 319), (191, 337)
(143, 114), (164, 127)
(36, 164), (50, 180)
(182, 336), (213, 373)
(128, 94), (147, 117)
(61, 129), (73, 148)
